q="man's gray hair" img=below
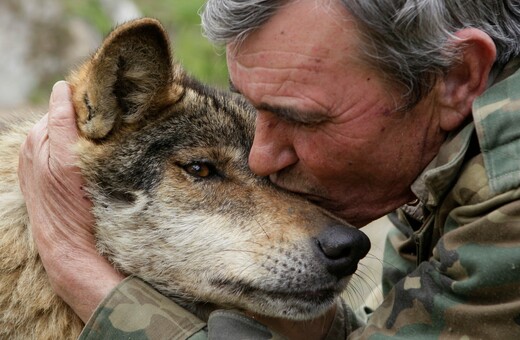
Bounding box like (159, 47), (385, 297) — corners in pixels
(201, 0), (520, 109)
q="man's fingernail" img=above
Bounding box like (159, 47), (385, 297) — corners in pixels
(51, 81), (71, 104)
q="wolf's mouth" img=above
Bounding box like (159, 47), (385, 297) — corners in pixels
(211, 278), (338, 305)
(263, 287), (337, 304)
(209, 278), (341, 318)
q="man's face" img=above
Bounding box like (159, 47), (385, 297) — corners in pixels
(227, 0), (447, 226)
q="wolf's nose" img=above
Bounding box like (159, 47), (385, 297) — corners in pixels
(313, 225), (371, 278)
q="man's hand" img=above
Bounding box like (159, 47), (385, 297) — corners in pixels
(18, 81), (124, 323)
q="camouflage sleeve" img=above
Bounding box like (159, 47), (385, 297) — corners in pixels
(79, 276), (359, 340)
(350, 191), (520, 338)
(79, 276), (207, 340)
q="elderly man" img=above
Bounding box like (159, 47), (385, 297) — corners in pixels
(18, 0), (520, 338)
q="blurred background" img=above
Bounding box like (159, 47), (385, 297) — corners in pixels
(0, 0), (228, 115)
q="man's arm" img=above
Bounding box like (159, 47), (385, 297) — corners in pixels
(18, 81), (124, 322)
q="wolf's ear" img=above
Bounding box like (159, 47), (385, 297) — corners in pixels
(69, 18), (184, 139)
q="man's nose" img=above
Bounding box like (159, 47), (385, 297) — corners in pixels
(248, 111), (298, 177)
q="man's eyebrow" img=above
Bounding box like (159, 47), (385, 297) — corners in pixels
(257, 103), (327, 124)
(228, 79), (327, 124)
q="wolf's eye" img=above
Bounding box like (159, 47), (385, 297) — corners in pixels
(183, 162), (214, 178)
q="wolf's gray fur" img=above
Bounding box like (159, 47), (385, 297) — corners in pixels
(0, 18), (369, 339)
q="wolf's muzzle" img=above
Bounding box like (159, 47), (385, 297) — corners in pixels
(313, 225), (371, 278)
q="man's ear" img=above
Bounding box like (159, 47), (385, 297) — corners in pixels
(438, 28), (496, 132)
(69, 18), (184, 140)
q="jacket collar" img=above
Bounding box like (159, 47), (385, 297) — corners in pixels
(407, 57), (520, 215)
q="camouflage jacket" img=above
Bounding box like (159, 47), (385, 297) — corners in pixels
(350, 58), (520, 339)
(80, 60), (520, 339)
(78, 276), (357, 339)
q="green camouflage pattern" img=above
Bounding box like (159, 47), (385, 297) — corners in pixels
(79, 276), (207, 339)
(80, 276), (355, 339)
(351, 60), (520, 339)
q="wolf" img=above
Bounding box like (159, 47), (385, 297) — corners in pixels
(0, 18), (370, 339)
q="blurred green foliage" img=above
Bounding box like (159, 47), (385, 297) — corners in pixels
(63, 0), (113, 33)
(134, 0), (229, 88)
(65, 0), (228, 88)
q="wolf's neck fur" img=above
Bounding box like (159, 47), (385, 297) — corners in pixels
(0, 117), (84, 339)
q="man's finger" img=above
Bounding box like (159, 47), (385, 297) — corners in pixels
(48, 81), (79, 167)
(18, 114), (49, 197)
(21, 113), (49, 160)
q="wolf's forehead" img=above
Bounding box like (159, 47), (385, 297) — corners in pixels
(180, 82), (255, 128)
(112, 103), (254, 166)
(91, 106), (254, 196)
(103, 84), (256, 160)
(160, 111), (252, 147)
(157, 90), (255, 148)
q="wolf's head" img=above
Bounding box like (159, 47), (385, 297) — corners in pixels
(67, 18), (370, 321)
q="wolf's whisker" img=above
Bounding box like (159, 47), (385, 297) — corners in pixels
(253, 216), (271, 240)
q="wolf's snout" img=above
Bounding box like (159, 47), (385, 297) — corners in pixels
(313, 225), (371, 278)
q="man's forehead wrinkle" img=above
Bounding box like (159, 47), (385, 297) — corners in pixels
(257, 102), (328, 124)
(229, 61), (333, 124)
(239, 45), (332, 56)
(234, 49), (332, 68)
(232, 62), (326, 103)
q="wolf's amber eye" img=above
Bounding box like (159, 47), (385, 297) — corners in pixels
(183, 162), (212, 178)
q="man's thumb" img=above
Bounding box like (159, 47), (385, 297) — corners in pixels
(49, 80), (75, 122)
(48, 81), (79, 163)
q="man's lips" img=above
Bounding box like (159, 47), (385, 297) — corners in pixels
(284, 189), (343, 212)
(293, 191), (328, 203)
(270, 175), (325, 200)
(268, 174), (348, 213)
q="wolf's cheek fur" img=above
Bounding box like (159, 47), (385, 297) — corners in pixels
(86, 157), (350, 319)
